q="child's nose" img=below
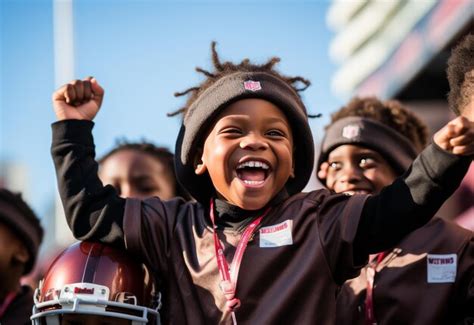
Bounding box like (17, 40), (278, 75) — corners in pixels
(239, 134), (269, 150)
(339, 164), (363, 183)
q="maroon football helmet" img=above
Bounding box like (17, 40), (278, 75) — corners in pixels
(31, 241), (160, 324)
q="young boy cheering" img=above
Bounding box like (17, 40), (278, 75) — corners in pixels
(317, 97), (473, 325)
(49, 43), (474, 324)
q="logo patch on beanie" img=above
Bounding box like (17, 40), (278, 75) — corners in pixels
(244, 80), (262, 92)
(342, 124), (360, 139)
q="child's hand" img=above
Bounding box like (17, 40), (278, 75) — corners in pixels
(433, 116), (474, 156)
(52, 77), (104, 121)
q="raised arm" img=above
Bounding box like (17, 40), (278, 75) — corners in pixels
(355, 116), (474, 258)
(51, 78), (126, 246)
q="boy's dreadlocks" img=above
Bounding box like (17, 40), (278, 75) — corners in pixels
(170, 41), (311, 118)
(172, 41), (315, 202)
(329, 97), (428, 153)
(446, 33), (474, 115)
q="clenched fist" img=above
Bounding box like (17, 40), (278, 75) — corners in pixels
(433, 116), (474, 156)
(52, 77), (104, 121)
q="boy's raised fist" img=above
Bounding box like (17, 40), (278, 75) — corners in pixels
(434, 116), (474, 156)
(52, 77), (104, 121)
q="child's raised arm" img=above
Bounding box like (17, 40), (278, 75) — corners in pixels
(52, 77), (104, 121)
(351, 117), (473, 264)
(51, 77), (128, 246)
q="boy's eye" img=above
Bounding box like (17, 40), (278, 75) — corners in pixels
(328, 161), (342, 171)
(266, 129), (285, 137)
(220, 127), (242, 134)
(359, 157), (376, 168)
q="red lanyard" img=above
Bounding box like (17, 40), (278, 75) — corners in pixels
(209, 199), (270, 318)
(364, 252), (387, 325)
(0, 291), (17, 318)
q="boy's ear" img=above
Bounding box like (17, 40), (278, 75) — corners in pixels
(194, 149), (207, 175)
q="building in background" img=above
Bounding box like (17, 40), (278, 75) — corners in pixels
(326, 0), (473, 225)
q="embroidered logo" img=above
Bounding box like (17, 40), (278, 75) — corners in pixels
(342, 124), (360, 139)
(426, 254), (457, 283)
(244, 80), (262, 92)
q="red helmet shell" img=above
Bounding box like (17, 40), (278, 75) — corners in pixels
(32, 241), (159, 324)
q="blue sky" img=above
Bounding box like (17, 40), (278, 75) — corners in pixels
(1, 0), (342, 222)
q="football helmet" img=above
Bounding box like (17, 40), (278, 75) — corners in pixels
(31, 241), (160, 325)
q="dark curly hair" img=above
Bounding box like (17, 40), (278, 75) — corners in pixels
(168, 41), (315, 118)
(98, 140), (191, 200)
(446, 33), (474, 115)
(329, 97), (428, 152)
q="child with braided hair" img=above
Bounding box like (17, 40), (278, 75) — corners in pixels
(317, 96), (473, 325)
(50, 42), (474, 324)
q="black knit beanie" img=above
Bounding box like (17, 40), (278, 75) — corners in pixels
(317, 116), (419, 182)
(175, 71), (314, 203)
(0, 189), (44, 274)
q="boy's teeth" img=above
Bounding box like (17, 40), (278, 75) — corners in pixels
(237, 161), (269, 169)
(243, 180), (265, 185)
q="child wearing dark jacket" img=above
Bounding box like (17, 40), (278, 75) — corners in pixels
(49, 43), (473, 324)
(317, 96), (473, 325)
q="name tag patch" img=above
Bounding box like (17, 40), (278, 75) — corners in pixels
(427, 254), (457, 283)
(259, 220), (293, 248)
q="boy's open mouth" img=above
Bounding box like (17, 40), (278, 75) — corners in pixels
(236, 160), (270, 186)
